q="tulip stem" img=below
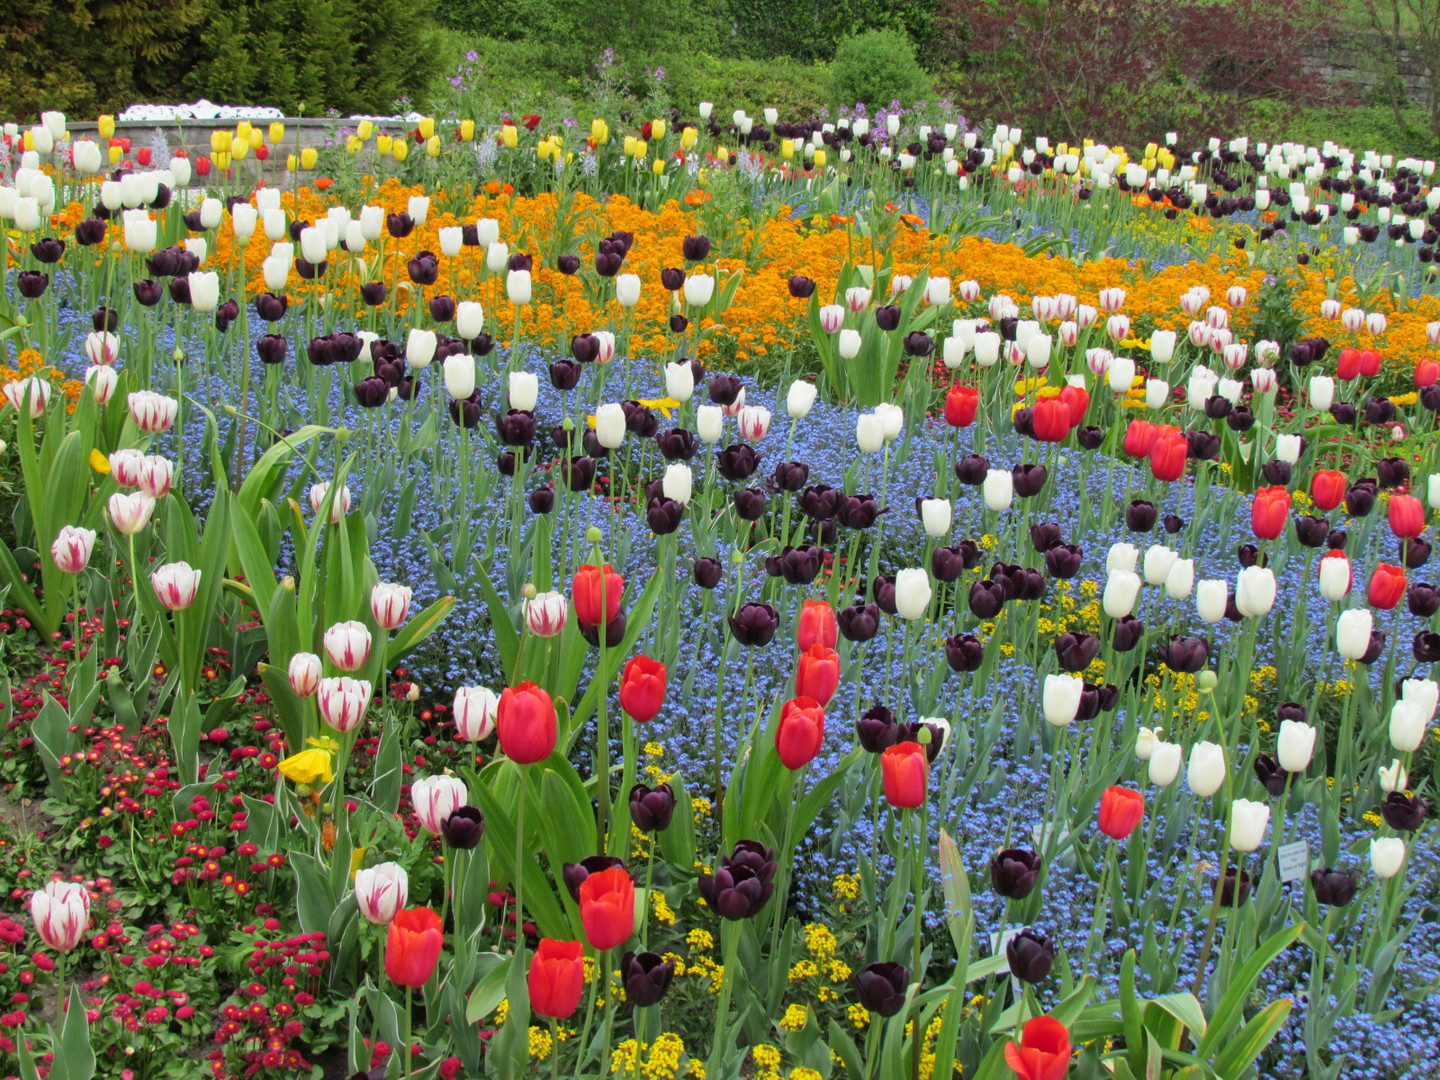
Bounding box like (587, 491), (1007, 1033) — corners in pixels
(909, 804), (927, 1080)
(707, 921), (741, 1075)
(402, 984), (414, 1079)
(767, 775), (800, 959)
(514, 762), (527, 964)
(549, 1018), (561, 1080)
(597, 575), (612, 852)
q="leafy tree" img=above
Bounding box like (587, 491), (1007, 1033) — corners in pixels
(935, 0), (1333, 146)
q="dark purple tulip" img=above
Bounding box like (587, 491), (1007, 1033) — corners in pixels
(1293, 515), (1329, 548)
(788, 275), (816, 299)
(1253, 753), (1289, 797)
(1005, 929), (1054, 983)
(1237, 543), (1260, 568)
(1330, 401), (1358, 425)
(1030, 522), (1062, 552)
(92, 306), (119, 332)
(167, 277), (190, 305)
(903, 331), (934, 356)
(1345, 483), (1377, 516)
(837, 494), (882, 530)
(682, 235), (711, 261)
(1220, 867), (1252, 907)
(1309, 868), (1358, 907)
(448, 391), (483, 428)
(429, 295), (457, 322)
(630, 783), (676, 832)
(441, 806), (485, 850)
(496, 410), (537, 446)
(647, 497), (684, 534)
(407, 252), (439, 286)
(1381, 792), (1427, 831)
(955, 454), (989, 485)
(1163, 636), (1209, 673)
(529, 488), (555, 515)
(562, 456), (596, 492)
(133, 278), (163, 306)
(871, 576), (897, 615)
(1053, 633), (1099, 672)
(1203, 394), (1231, 420)
(1112, 616), (1144, 652)
(658, 428), (697, 460)
(1377, 457), (1410, 488)
(716, 444), (761, 481)
(798, 484), (841, 519)
(296, 258), (327, 280)
(571, 333), (600, 363)
(772, 462), (809, 491)
(968, 579), (1006, 619)
(1414, 631), (1440, 662)
(1163, 514), (1184, 534)
(1404, 537), (1433, 568)
(728, 603), (780, 646)
(855, 706), (901, 752)
(838, 603), (880, 643)
(854, 962), (908, 1017)
(991, 849), (1039, 899)
(549, 359), (581, 390)
(1012, 463), (1047, 497)
(875, 304), (901, 331)
(256, 292), (288, 321)
(360, 281), (387, 306)
(75, 219), (107, 246)
(931, 545), (968, 583)
(1225, 407), (1255, 432)
(1077, 425), (1103, 450)
(698, 841), (776, 920)
(556, 254), (581, 275)
(733, 489), (767, 520)
(660, 267), (685, 291)
(1361, 629), (1387, 665)
(708, 374), (742, 406)
(1186, 430), (1221, 460)
(1125, 500), (1157, 532)
(353, 377), (389, 408)
(17, 271), (48, 299)
(620, 951), (674, 1007)
(693, 558), (722, 590)
(1045, 544), (1083, 579)
(767, 545), (821, 584)
(945, 633), (984, 672)
(386, 212), (414, 238)
(257, 335), (287, 365)
(578, 613), (627, 648)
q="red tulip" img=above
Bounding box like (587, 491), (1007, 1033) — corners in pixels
(1389, 493), (1425, 540)
(1368, 563), (1408, 610)
(794, 644), (840, 706)
(1336, 347), (1361, 381)
(528, 938), (585, 1019)
(619, 655), (666, 723)
(881, 741), (928, 808)
(522, 114), (542, 131)
(497, 681), (557, 764)
(1250, 486), (1291, 541)
(1005, 1016), (1071, 1080)
(797, 599), (838, 651)
(1097, 786), (1144, 840)
(1122, 420), (1159, 458)
(944, 385), (979, 427)
(195, 156), (212, 177)
(137, 147), (152, 166)
(1416, 359), (1440, 388)
(384, 906), (443, 988)
(578, 866), (635, 951)
(572, 563), (624, 627)
(1031, 397), (1071, 443)
(1359, 348), (1382, 377)
(776, 696), (825, 769)
(1149, 434), (1188, 482)
(1310, 469), (1347, 512)
(1059, 384), (1089, 428)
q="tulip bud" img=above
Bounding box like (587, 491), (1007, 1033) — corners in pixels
(288, 653), (322, 697)
(1196, 579), (1228, 623)
(443, 353), (476, 400)
(1277, 719), (1316, 772)
(1228, 798), (1270, 851)
(1371, 837), (1406, 878)
(1336, 608), (1373, 659)
(595, 403), (626, 448)
(894, 569), (932, 620)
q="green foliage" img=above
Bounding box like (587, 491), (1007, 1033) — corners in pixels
(698, 0), (935, 64)
(830, 28), (931, 111)
(0, 0), (201, 118)
(1249, 100), (1440, 159)
(180, 0), (440, 114)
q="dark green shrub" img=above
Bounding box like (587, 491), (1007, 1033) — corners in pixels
(831, 28), (931, 112)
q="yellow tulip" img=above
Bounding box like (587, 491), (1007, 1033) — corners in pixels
(210, 130), (227, 152)
(1144, 142), (1158, 159)
(230, 136), (249, 161)
(652, 158), (665, 176)
(97, 115), (115, 139)
(501, 125), (518, 149)
(651, 118), (666, 140)
(623, 135), (637, 157)
(236, 120), (253, 141)
(278, 747), (334, 785)
(376, 134), (393, 155)
(392, 138), (408, 161)
(268, 121), (285, 144)
(419, 116), (435, 140)
(680, 126), (697, 150)
(357, 119), (374, 141)
(460, 119), (475, 141)
(300, 147), (318, 170)
(347, 136), (363, 154)
(813, 148), (827, 168)
(566, 151), (575, 164)
(108, 144), (122, 165)
(635, 139), (648, 159)
(286, 153), (298, 172)
(781, 139), (794, 160)
(716, 147), (730, 163)
(591, 118), (609, 145)
(215, 152), (231, 169)
(426, 135), (441, 157)
(248, 127), (264, 149)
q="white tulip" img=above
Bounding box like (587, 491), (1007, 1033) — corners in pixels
(1196, 579), (1228, 623)
(595, 403), (626, 448)
(443, 354), (476, 400)
(1042, 673), (1083, 727)
(1229, 799), (1271, 852)
(1187, 741), (1227, 797)
(1149, 742), (1183, 786)
(1277, 719), (1316, 772)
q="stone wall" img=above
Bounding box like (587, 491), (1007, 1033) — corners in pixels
(1302, 30), (1432, 103)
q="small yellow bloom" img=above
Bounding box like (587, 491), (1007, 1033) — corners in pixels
(247, 127), (264, 150)
(813, 149), (827, 168)
(418, 116), (435, 140)
(268, 121), (285, 144)
(426, 136), (441, 158)
(376, 134), (393, 155)
(356, 119), (374, 141)
(459, 119), (475, 141)
(98, 115), (116, 139)
(501, 125), (518, 149)
(651, 118), (666, 140)
(90, 448), (110, 475)
(392, 139), (408, 162)
(680, 126), (697, 149)
(236, 120), (253, 141)
(230, 136), (249, 162)
(278, 738), (337, 785)
(349, 847), (367, 880)
(300, 147), (318, 170)
(652, 158), (665, 176)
